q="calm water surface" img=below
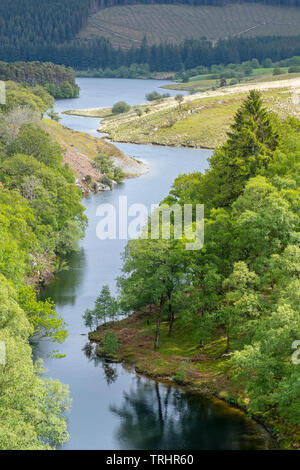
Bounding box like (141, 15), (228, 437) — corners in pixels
(36, 78), (274, 450)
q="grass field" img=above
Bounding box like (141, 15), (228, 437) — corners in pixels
(87, 77), (300, 148)
(43, 118), (125, 160)
(78, 3), (300, 49)
(163, 69), (295, 93)
(64, 107), (111, 118)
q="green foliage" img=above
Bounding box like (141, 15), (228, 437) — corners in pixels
(175, 94), (184, 108)
(231, 301), (300, 425)
(103, 330), (119, 358)
(118, 238), (188, 347)
(172, 59), (286, 86)
(112, 101), (131, 115)
(173, 361), (194, 384)
(0, 274), (33, 339)
(1, 156), (86, 255)
(219, 262), (260, 351)
(273, 67), (284, 75)
(288, 65), (300, 73)
(113, 167), (125, 184)
(207, 90), (280, 207)
(263, 58), (274, 68)
(44, 81), (79, 100)
(0, 276), (71, 450)
(77, 63), (152, 79)
(83, 309), (94, 331)
(93, 153), (124, 184)
(0, 62), (79, 99)
(146, 91), (170, 101)
(94, 154), (112, 174)
(0, 108), (41, 145)
(0, 330), (70, 450)
(6, 124), (63, 167)
(1, 82), (54, 114)
(0, 80), (87, 449)
(0, 188), (37, 285)
(17, 286), (67, 343)
(83, 285), (119, 329)
(2, 2), (300, 71)
(115, 93), (300, 431)
(47, 109), (61, 122)
(135, 107), (143, 117)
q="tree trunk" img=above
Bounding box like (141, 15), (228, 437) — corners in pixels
(154, 311), (162, 350)
(155, 382), (164, 428)
(168, 306), (175, 336)
(226, 326), (230, 353)
(154, 299), (164, 350)
(164, 386), (171, 418)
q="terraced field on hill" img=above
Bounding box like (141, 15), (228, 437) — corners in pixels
(78, 3), (300, 49)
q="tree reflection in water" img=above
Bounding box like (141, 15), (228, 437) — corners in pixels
(39, 249), (86, 307)
(81, 346), (273, 449)
(110, 375), (273, 450)
(82, 343), (118, 385)
(102, 362), (118, 385)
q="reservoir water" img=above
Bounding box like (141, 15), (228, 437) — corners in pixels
(36, 78), (274, 450)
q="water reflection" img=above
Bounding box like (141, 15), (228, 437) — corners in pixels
(40, 248), (86, 306)
(110, 375), (274, 450)
(103, 362), (119, 386)
(82, 343), (119, 385)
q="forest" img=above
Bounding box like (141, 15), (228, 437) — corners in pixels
(2, 35), (300, 72)
(0, 81), (86, 449)
(0, 62), (79, 99)
(1, 1), (300, 70)
(2, 0), (300, 51)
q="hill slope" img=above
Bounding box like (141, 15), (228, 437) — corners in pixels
(1, 1), (300, 68)
(92, 76), (300, 148)
(78, 3), (300, 49)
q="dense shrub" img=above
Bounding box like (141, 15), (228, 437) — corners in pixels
(112, 101), (131, 114)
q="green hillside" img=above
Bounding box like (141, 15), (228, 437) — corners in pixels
(78, 3), (300, 49)
(1, 1), (300, 70)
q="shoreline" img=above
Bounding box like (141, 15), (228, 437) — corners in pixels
(89, 312), (299, 450)
(99, 135), (214, 150)
(35, 118), (149, 289)
(92, 339), (280, 449)
(108, 356), (279, 449)
(109, 355), (279, 448)
(63, 76), (300, 149)
(43, 119), (149, 194)
(133, 369), (278, 448)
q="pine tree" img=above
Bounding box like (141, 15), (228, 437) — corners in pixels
(208, 90), (280, 207)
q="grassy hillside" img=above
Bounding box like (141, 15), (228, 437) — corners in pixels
(43, 119), (147, 187)
(70, 76), (300, 148)
(78, 3), (300, 49)
(163, 68), (297, 92)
